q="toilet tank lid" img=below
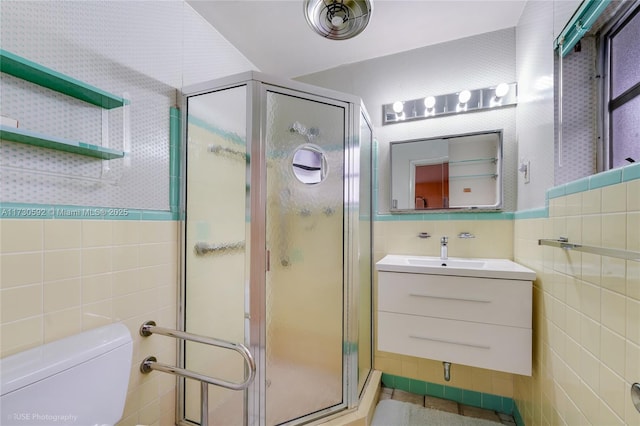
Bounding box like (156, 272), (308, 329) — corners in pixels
(0, 323), (132, 396)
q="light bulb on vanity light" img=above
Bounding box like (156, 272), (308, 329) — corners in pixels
(424, 96), (436, 109)
(424, 96), (436, 116)
(495, 83), (509, 98)
(458, 90), (471, 104)
(392, 101), (404, 113)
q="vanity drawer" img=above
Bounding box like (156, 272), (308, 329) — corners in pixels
(378, 271), (531, 328)
(377, 311), (532, 376)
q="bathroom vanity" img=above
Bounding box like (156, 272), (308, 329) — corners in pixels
(376, 255), (535, 376)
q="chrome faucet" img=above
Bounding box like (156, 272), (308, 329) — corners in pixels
(440, 236), (448, 260)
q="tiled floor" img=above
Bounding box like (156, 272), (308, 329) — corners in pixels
(379, 387), (516, 425)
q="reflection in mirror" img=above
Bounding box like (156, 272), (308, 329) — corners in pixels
(390, 130), (502, 212)
(292, 145), (327, 184)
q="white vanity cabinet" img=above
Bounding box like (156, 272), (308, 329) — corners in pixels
(376, 256), (534, 376)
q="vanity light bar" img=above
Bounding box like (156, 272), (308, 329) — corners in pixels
(383, 82), (517, 125)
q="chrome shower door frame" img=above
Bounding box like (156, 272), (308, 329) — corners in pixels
(179, 71), (370, 426)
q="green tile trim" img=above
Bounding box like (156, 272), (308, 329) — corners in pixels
(0, 126), (125, 160)
(564, 177), (590, 195)
(443, 386), (463, 404)
(589, 167), (623, 189)
(141, 210), (177, 221)
(547, 185), (566, 199)
(622, 162), (640, 181)
(375, 211), (513, 221)
(462, 389), (482, 407)
(554, 0), (611, 57)
(0, 49), (128, 109)
(380, 373), (519, 417)
(514, 207), (548, 219)
(0, 202), (175, 220)
(513, 402), (524, 426)
(545, 163), (639, 204)
(169, 107), (181, 214)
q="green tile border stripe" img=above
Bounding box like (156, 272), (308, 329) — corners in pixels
(547, 163), (639, 200)
(513, 207), (548, 220)
(381, 373), (523, 425)
(0, 202), (176, 220)
(169, 107), (181, 214)
(375, 211), (514, 221)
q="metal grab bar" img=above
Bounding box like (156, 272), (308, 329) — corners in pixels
(538, 237), (640, 261)
(139, 320), (256, 425)
(194, 241), (245, 256)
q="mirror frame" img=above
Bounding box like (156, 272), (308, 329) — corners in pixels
(389, 129), (503, 213)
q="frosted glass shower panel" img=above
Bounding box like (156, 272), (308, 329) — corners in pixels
(265, 90), (345, 425)
(358, 112), (373, 396)
(184, 85), (248, 424)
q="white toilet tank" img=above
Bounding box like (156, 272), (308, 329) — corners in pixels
(0, 323), (133, 426)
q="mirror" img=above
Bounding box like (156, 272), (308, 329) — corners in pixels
(390, 130), (503, 212)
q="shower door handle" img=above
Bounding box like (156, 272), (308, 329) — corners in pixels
(266, 249), (270, 272)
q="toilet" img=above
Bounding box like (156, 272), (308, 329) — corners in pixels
(0, 323), (133, 426)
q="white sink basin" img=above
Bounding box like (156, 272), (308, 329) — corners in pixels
(376, 254), (536, 280)
(406, 258), (486, 269)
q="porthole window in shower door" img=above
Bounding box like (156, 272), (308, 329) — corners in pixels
(291, 144), (328, 184)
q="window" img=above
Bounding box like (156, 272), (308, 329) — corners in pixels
(602, 3), (640, 170)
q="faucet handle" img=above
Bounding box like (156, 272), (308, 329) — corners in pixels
(441, 236), (448, 244)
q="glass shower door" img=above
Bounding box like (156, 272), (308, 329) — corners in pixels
(184, 85), (249, 425)
(263, 89), (347, 425)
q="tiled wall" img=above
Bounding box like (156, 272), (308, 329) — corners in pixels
(0, 218), (178, 425)
(372, 218), (518, 399)
(513, 165), (640, 425)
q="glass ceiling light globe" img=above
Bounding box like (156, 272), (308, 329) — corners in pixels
(392, 101), (404, 113)
(424, 96), (436, 109)
(495, 83), (509, 98)
(458, 90), (471, 104)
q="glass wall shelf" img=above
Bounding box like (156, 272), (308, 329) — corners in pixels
(449, 157), (498, 165)
(0, 49), (128, 109)
(449, 173), (499, 180)
(0, 49), (129, 164)
(0, 126), (125, 160)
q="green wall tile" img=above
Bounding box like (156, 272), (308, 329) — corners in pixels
(462, 389), (482, 407)
(409, 379), (427, 396)
(564, 177), (590, 195)
(381, 373), (395, 388)
(395, 376), (412, 393)
(547, 185), (566, 199)
(426, 382), (445, 398)
(622, 162), (640, 181)
(481, 393), (503, 412)
(589, 167), (622, 189)
(381, 374), (518, 416)
(443, 386), (463, 403)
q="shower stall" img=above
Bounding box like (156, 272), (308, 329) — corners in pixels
(179, 72), (373, 426)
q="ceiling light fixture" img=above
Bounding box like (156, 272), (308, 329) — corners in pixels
(304, 0), (373, 40)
